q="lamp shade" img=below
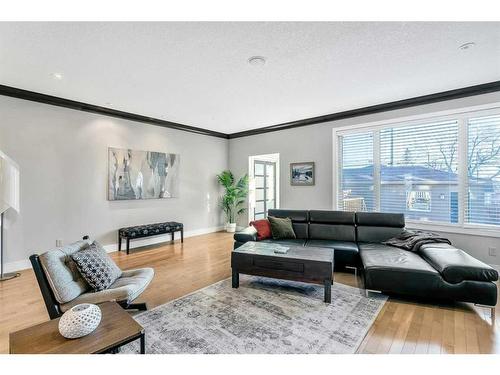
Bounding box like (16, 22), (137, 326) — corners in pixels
(0, 150), (20, 214)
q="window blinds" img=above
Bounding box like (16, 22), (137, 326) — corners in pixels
(336, 108), (500, 229)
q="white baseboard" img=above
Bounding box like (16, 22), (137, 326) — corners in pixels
(3, 259), (31, 274)
(3, 225), (225, 273)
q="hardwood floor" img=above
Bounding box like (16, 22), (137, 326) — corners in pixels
(0, 231), (498, 354)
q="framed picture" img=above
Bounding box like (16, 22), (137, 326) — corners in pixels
(290, 162), (315, 186)
(108, 147), (180, 200)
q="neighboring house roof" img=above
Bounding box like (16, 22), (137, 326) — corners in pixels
(342, 165), (493, 186)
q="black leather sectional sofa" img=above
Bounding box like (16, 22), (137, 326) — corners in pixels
(234, 209), (498, 311)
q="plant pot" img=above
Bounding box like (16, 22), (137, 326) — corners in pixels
(226, 223), (237, 233)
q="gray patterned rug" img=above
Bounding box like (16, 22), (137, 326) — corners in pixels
(122, 275), (387, 354)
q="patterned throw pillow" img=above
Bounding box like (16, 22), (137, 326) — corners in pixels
(71, 241), (122, 291)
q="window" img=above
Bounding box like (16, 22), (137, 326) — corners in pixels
(334, 105), (500, 232)
(339, 133), (374, 212)
(467, 115), (500, 226)
(379, 119), (458, 223)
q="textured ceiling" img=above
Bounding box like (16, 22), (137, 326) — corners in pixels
(0, 22), (499, 133)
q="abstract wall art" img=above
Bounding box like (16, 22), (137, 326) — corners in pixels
(108, 147), (180, 200)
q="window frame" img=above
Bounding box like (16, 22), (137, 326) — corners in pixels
(332, 102), (500, 238)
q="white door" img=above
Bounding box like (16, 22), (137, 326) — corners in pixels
(253, 160), (276, 220)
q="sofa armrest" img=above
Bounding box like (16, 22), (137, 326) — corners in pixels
(420, 243), (499, 284)
(234, 226), (258, 243)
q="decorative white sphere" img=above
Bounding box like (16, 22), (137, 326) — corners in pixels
(58, 303), (102, 339)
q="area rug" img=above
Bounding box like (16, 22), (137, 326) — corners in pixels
(122, 275), (387, 354)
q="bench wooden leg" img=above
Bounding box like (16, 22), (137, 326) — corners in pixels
(118, 235), (122, 252)
(126, 238), (130, 255)
(181, 229), (184, 243)
(171, 231), (174, 242)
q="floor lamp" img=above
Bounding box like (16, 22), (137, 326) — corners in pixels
(0, 150), (20, 281)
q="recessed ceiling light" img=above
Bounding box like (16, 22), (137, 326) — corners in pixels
(248, 56), (266, 66)
(459, 42), (476, 51)
(52, 72), (63, 80)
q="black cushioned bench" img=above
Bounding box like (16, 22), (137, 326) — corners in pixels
(118, 222), (184, 254)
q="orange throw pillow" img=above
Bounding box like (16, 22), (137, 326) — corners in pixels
(249, 219), (272, 241)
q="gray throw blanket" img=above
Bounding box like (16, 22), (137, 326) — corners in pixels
(382, 229), (451, 252)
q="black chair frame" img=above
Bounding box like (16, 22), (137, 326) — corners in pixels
(29, 254), (62, 319)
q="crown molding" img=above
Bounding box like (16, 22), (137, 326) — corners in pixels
(2, 81), (500, 140)
(228, 80), (500, 138)
(0, 84), (229, 139)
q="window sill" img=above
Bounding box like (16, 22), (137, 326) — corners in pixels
(406, 220), (500, 238)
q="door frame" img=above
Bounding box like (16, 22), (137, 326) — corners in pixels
(248, 153), (280, 223)
(253, 160), (277, 220)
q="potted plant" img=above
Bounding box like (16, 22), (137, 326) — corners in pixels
(217, 170), (249, 233)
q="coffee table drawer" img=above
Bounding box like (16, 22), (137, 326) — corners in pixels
(253, 258), (304, 273)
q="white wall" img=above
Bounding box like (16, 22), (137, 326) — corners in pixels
(2, 91), (500, 271)
(0, 96), (228, 270)
(229, 92), (500, 265)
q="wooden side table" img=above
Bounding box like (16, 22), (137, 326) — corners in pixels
(9, 301), (145, 354)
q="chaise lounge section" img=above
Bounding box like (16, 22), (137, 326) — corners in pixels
(356, 212), (498, 309)
(234, 209), (498, 315)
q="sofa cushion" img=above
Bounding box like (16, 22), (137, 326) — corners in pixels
(291, 223), (309, 239)
(305, 240), (359, 266)
(419, 243), (499, 284)
(355, 212), (405, 243)
(357, 226), (405, 243)
(268, 216), (296, 240)
(356, 212), (405, 227)
(360, 243), (441, 293)
(360, 243), (438, 273)
(309, 210), (355, 224)
(60, 267), (155, 312)
(309, 223), (356, 241)
(268, 209), (309, 239)
(267, 209), (308, 222)
(39, 239), (92, 304)
(249, 219), (272, 240)
(308, 210), (355, 241)
(71, 242), (122, 291)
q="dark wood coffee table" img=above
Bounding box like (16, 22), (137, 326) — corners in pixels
(231, 241), (334, 303)
(9, 301), (145, 354)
